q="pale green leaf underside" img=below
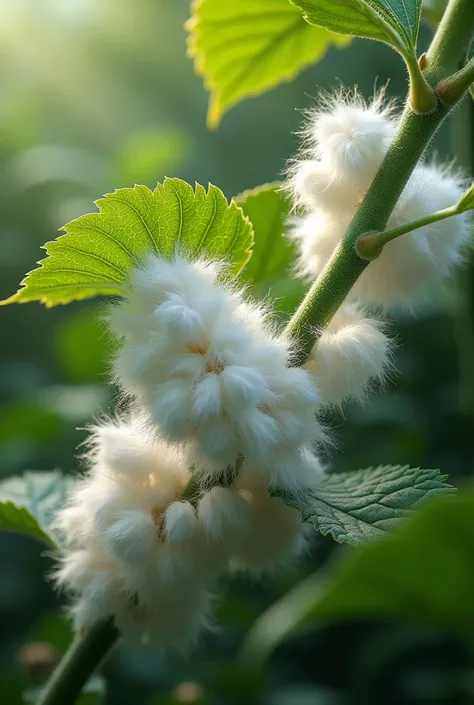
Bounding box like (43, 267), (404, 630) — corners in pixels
(291, 0), (422, 55)
(0, 471), (71, 547)
(236, 183), (294, 286)
(278, 465), (454, 545)
(240, 492), (474, 666)
(187, 0), (350, 128)
(2, 179), (253, 307)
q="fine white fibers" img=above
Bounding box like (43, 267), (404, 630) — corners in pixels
(288, 92), (395, 213)
(288, 92), (471, 306)
(230, 481), (311, 574)
(109, 254), (323, 490)
(53, 416), (233, 647)
(306, 304), (392, 406)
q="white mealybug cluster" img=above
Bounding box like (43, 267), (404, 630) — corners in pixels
(109, 254), (324, 492)
(289, 92), (471, 306)
(53, 415), (250, 646)
(306, 303), (393, 406)
(55, 90), (471, 652)
(54, 414), (323, 646)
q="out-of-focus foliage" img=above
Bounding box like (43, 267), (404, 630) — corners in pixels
(422, 0), (448, 29)
(187, 0), (350, 127)
(236, 183), (294, 287)
(0, 471), (70, 548)
(240, 490), (474, 668)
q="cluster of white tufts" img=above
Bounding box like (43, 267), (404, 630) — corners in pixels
(54, 414), (311, 646)
(289, 91), (470, 307)
(56, 91), (471, 652)
(306, 303), (393, 406)
(108, 255), (324, 492)
(55, 254), (327, 647)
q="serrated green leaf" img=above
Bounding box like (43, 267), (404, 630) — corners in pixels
(0, 471), (71, 547)
(187, 0), (350, 128)
(236, 183), (294, 287)
(291, 0), (422, 56)
(2, 179), (253, 307)
(277, 465), (454, 546)
(456, 183), (474, 212)
(239, 491), (474, 667)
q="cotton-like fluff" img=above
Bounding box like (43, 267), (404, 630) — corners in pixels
(350, 164), (471, 305)
(109, 254), (323, 492)
(230, 465), (321, 575)
(289, 93), (471, 306)
(53, 416), (248, 647)
(305, 304), (392, 406)
(288, 92), (396, 215)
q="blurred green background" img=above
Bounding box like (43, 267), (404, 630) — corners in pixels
(0, 1), (473, 703)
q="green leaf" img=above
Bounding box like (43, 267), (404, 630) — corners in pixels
(456, 182), (474, 213)
(238, 491), (474, 667)
(187, 0), (350, 128)
(2, 179), (254, 307)
(236, 183), (294, 287)
(53, 306), (111, 384)
(277, 465), (455, 546)
(0, 470), (71, 548)
(291, 0), (422, 57)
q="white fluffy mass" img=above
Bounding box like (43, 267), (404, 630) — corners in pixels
(53, 416), (250, 647)
(109, 254), (324, 492)
(306, 303), (392, 406)
(289, 92), (471, 306)
(54, 416), (323, 645)
(230, 478), (315, 575)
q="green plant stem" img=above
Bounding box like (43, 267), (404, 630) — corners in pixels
(406, 54), (437, 114)
(285, 103), (449, 366)
(437, 57), (474, 105)
(426, 0), (474, 76)
(37, 618), (119, 705)
(356, 203), (463, 260)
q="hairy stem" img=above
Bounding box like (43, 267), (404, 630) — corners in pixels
(438, 57), (474, 105)
(356, 203), (464, 260)
(284, 102), (449, 366)
(406, 54), (437, 114)
(426, 0), (474, 76)
(37, 618), (119, 705)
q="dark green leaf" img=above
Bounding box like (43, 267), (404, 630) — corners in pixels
(278, 465), (455, 545)
(239, 491), (474, 667)
(187, 0), (350, 128)
(2, 179), (253, 307)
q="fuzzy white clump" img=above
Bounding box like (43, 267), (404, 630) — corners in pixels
(53, 416), (250, 647)
(109, 254), (323, 492)
(230, 471), (320, 574)
(351, 164), (470, 305)
(289, 93), (471, 306)
(288, 91), (396, 214)
(306, 304), (392, 406)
